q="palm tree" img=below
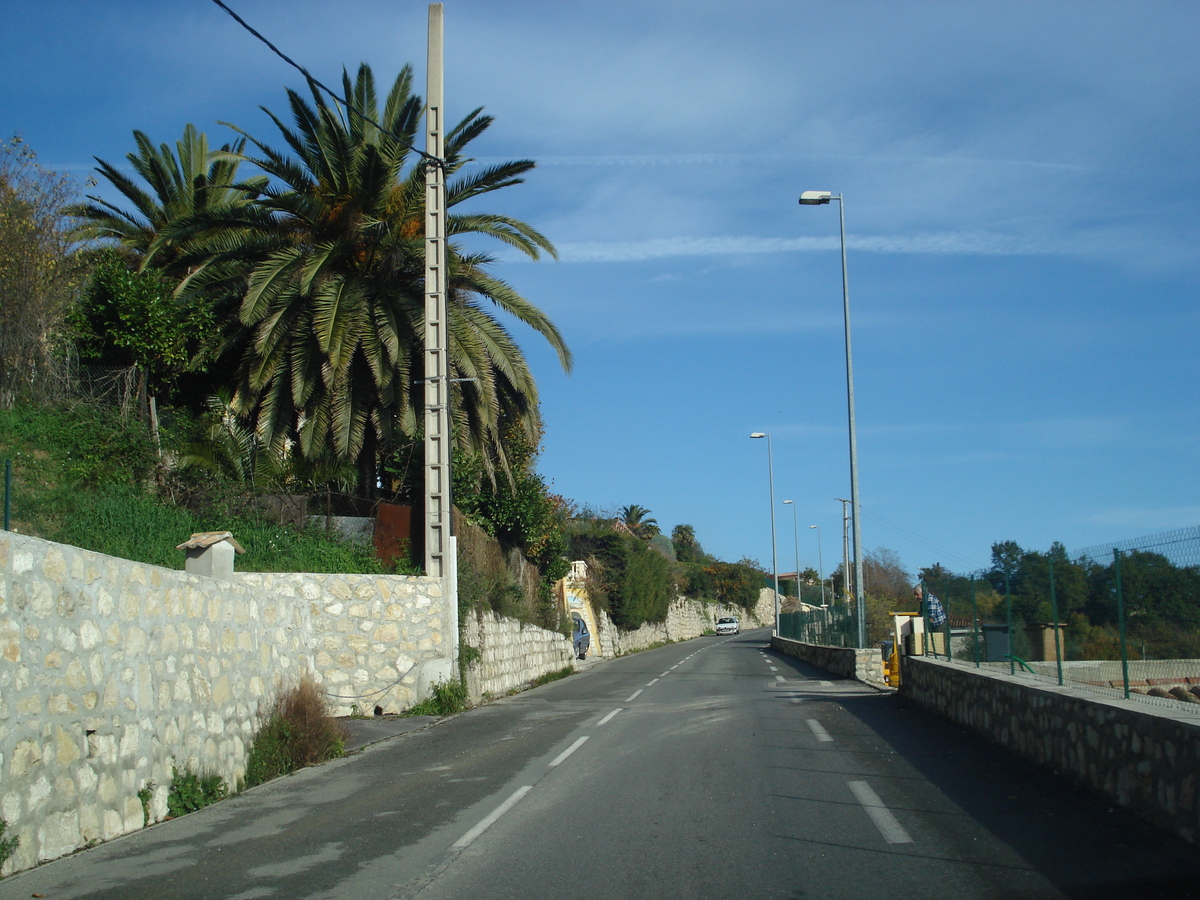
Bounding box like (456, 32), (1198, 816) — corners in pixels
(621, 505), (659, 540)
(179, 63), (571, 490)
(67, 124), (263, 276)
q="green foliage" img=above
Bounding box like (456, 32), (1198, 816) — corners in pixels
(166, 767), (227, 817)
(242, 675), (346, 790)
(72, 250), (187, 386)
(0, 403), (158, 537)
(405, 680), (468, 717)
(137, 784), (154, 827)
(613, 542), (673, 627)
(704, 559), (766, 611)
(531, 666), (574, 687)
(671, 524), (704, 563)
(677, 561), (715, 599)
(0, 816), (19, 872)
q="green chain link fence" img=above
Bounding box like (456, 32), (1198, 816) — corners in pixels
(914, 526), (1200, 709)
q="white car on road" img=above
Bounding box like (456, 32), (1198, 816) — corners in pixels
(715, 616), (740, 635)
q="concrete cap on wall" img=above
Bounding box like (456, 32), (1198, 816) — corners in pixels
(176, 531), (245, 554)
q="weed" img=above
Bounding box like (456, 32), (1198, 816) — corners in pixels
(531, 666), (574, 687)
(166, 767), (227, 818)
(137, 783), (154, 827)
(242, 674), (347, 790)
(0, 817), (18, 874)
(405, 679), (468, 717)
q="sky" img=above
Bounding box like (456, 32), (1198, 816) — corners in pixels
(2, 0), (1197, 582)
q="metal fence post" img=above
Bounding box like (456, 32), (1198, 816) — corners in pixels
(4, 458), (10, 531)
(970, 574), (979, 668)
(1114, 548), (1129, 699)
(1050, 559), (1063, 685)
(1005, 568), (1014, 675)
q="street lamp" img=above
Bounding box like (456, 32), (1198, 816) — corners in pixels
(809, 524), (827, 607)
(783, 500), (801, 608)
(800, 190), (866, 649)
(750, 432), (780, 634)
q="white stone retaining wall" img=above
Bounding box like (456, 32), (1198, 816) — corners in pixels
(461, 611), (574, 701)
(0, 532), (447, 875)
(596, 589), (776, 657)
(235, 573), (450, 718)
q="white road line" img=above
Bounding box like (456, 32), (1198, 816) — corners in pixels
(848, 781), (913, 844)
(769, 666), (778, 671)
(625, 689), (643, 702)
(820, 680), (833, 686)
(452, 785), (533, 849)
(660, 671), (671, 677)
(598, 708), (622, 726)
(775, 675), (785, 682)
(806, 719), (833, 742)
(646, 678), (659, 686)
(549, 736), (590, 767)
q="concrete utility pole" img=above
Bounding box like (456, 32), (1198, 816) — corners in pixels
(837, 498), (851, 605)
(423, 4), (457, 653)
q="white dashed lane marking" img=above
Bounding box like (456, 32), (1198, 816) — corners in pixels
(806, 719), (833, 742)
(549, 736), (589, 768)
(848, 781), (913, 845)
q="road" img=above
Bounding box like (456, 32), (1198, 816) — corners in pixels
(3, 629), (1198, 899)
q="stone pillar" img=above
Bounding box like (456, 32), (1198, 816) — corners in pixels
(1024, 623), (1066, 662)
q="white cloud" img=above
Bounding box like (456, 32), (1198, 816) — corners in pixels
(519, 231), (1060, 264)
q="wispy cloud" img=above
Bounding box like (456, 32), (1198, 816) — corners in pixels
(529, 231), (1059, 263)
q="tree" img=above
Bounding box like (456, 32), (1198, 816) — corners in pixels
(0, 136), (80, 406)
(67, 125), (267, 390)
(620, 504), (659, 539)
(179, 64), (571, 490)
(671, 523), (706, 563)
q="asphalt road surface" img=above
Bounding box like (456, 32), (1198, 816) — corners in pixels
(4, 628), (1199, 899)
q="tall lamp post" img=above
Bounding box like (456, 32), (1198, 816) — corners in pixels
(750, 433), (780, 635)
(800, 190), (865, 649)
(809, 524), (826, 607)
(783, 500), (801, 607)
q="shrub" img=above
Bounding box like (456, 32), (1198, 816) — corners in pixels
(405, 679), (468, 717)
(166, 767), (227, 817)
(0, 816), (18, 873)
(242, 675), (347, 790)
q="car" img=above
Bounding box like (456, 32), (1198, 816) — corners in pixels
(572, 613), (591, 659)
(715, 616), (740, 635)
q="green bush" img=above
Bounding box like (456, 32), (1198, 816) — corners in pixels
(166, 767), (227, 817)
(0, 816), (18, 873)
(405, 679), (468, 717)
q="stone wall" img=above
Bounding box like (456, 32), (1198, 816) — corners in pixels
(461, 611), (574, 700)
(0, 531), (448, 875)
(236, 572), (450, 717)
(770, 636), (885, 683)
(595, 589), (776, 657)
(901, 655), (1200, 846)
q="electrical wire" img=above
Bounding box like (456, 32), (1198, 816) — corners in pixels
(858, 506), (988, 572)
(208, 0), (440, 164)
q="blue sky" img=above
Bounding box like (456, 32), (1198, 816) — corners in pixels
(3, 0), (1197, 580)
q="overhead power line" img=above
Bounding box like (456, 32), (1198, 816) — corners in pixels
(208, 0), (440, 164)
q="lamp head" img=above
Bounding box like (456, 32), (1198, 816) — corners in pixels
(809, 524), (818, 530)
(750, 432), (767, 439)
(783, 500), (793, 505)
(799, 190), (832, 205)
